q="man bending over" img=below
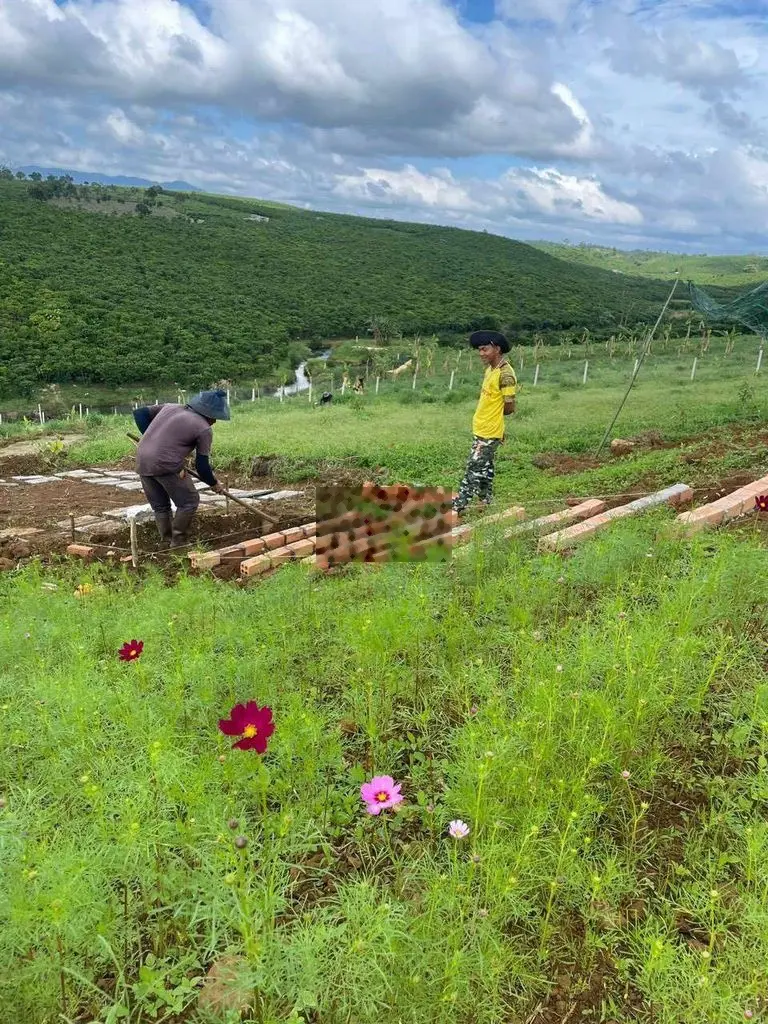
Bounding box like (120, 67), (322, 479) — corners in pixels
(133, 389), (230, 548)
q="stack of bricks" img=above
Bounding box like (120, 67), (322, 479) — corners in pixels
(185, 523), (317, 576)
(315, 482), (458, 570)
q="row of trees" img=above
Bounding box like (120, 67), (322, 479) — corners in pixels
(0, 177), (678, 396)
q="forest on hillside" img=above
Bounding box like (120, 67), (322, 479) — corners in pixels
(0, 173), (679, 395)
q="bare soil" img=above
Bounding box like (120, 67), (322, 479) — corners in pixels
(0, 480), (134, 530)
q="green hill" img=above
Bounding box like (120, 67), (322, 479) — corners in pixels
(0, 176), (677, 396)
(532, 241), (768, 288)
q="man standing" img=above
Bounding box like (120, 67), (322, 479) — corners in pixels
(452, 331), (517, 516)
(133, 389), (230, 548)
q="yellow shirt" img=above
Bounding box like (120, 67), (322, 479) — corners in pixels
(472, 359), (517, 439)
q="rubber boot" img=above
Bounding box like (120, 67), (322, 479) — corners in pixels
(170, 507), (197, 549)
(155, 512), (173, 549)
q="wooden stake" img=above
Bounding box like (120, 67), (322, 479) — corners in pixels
(690, 357), (698, 381)
(533, 364), (540, 387)
(375, 376), (380, 394)
(129, 516), (139, 569)
(757, 347), (764, 375)
(583, 360), (589, 385)
(70, 513), (76, 542)
(449, 370), (455, 391)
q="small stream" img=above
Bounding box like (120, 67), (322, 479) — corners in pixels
(275, 350), (332, 398)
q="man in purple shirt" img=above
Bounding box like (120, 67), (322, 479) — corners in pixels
(133, 389), (230, 549)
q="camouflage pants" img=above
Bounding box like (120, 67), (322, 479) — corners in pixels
(453, 436), (501, 513)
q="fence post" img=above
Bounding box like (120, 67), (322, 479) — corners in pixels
(375, 376), (380, 394)
(129, 516), (139, 569)
(308, 382), (313, 404)
(412, 371), (417, 391)
(690, 357), (698, 381)
(632, 359), (639, 379)
(227, 389), (231, 406)
(533, 364), (540, 387)
(251, 387), (256, 401)
(757, 347), (764, 375)
(582, 360), (589, 385)
(449, 370), (455, 391)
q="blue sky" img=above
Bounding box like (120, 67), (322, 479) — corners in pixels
(2, 0), (768, 252)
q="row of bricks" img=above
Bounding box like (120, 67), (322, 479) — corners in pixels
(316, 511), (458, 553)
(675, 474), (768, 534)
(315, 531), (456, 569)
(189, 522), (317, 570)
(240, 536), (317, 576)
(538, 484), (694, 552)
(317, 496), (456, 534)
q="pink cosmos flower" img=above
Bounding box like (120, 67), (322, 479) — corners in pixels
(360, 775), (403, 815)
(448, 819), (470, 839)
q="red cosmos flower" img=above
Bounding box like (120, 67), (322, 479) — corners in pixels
(755, 495), (768, 513)
(118, 639), (144, 662)
(219, 702), (275, 753)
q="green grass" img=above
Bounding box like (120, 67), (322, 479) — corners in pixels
(2, 360), (768, 1023)
(532, 242), (768, 288)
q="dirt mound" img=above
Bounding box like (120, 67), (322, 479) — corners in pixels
(531, 452), (603, 475)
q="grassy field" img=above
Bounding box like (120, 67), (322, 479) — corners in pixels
(2, 342), (768, 1023)
(532, 243), (768, 288)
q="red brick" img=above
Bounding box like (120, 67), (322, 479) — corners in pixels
(282, 526), (305, 545)
(301, 522), (317, 538)
(188, 551), (221, 569)
(240, 537), (267, 557)
(262, 532), (287, 550)
(67, 544), (94, 559)
(288, 538), (315, 558)
(240, 554), (272, 577)
(270, 547), (294, 567)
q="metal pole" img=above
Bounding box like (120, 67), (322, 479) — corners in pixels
(595, 274), (680, 456)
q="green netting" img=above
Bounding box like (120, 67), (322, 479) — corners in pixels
(689, 280), (768, 340)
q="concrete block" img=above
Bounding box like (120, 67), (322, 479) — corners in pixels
(55, 515), (103, 530)
(240, 554), (272, 577)
(59, 470), (96, 479)
(0, 526), (43, 540)
(103, 504), (154, 522)
(116, 481), (145, 491)
(89, 477), (124, 486)
(259, 489), (301, 502)
(12, 476), (57, 484)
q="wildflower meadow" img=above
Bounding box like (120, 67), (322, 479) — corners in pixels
(2, 380), (768, 1023)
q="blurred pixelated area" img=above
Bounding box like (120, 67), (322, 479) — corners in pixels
(315, 482), (459, 568)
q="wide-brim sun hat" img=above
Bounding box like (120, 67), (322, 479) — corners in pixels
(469, 330), (510, 353)
(187, 389), (231, 421)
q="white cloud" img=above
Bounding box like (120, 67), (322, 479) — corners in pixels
(1, 0), (768, 250)
(334, 165), (478, 212)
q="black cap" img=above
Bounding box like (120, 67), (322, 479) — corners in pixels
(469, 330), (510, 353)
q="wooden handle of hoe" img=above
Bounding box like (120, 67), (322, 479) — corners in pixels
(127, 433), (278, 526)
